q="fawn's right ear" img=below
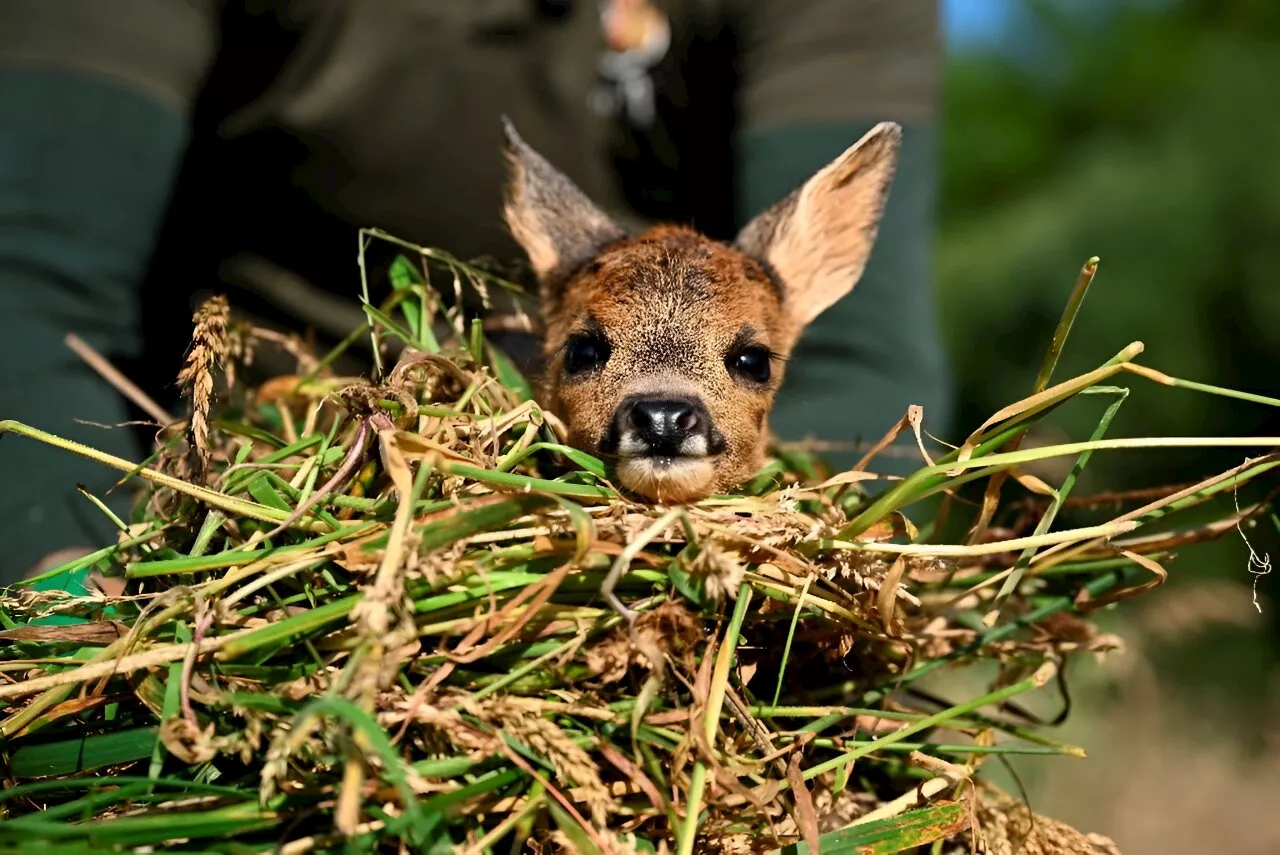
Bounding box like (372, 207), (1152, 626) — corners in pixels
(501, 118), (625, 303)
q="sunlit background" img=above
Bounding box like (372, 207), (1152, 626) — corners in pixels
(938, 2), (1279, 852)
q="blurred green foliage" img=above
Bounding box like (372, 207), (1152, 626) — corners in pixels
(938, 0), (1280, 701)
(940, 0), (1280, 473)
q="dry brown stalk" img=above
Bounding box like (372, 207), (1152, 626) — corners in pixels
(176, 294), (231, 476)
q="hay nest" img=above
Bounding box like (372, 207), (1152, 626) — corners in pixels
(1, 240), (1276, 854)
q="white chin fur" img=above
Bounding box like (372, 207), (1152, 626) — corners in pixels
(616, 456), (716, 503)
(617, 432), (709, 457)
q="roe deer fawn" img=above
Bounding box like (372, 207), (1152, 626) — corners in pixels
(501, 118), (901, 504)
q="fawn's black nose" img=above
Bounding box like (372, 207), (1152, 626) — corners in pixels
(609, 395), (721, 457)
(631, 399), (702, 448)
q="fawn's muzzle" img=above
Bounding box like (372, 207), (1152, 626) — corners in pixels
(606, 394), (724, 459)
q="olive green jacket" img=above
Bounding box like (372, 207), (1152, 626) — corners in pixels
(0, 0), (950, 578)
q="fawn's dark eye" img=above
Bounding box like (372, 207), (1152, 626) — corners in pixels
(727, 344), (772, 384)
(563, 332), (611, 375)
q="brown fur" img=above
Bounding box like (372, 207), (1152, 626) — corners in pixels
(500, 118), (901, 503)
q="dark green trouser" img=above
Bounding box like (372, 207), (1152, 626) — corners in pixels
(0, 68), (185, 582)
(740, 122), (954, 476)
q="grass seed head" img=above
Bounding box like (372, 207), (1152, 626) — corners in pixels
(177, 294), (230, 476)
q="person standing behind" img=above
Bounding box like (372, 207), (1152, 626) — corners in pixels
(0, 0), (951, 581)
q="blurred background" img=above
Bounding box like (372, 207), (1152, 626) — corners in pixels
(940, 1), (1280, 852)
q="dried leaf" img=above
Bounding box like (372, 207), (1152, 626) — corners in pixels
(0, 622), (127, 644)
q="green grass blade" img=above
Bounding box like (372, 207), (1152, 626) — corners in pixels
(548, 800), (606, 855)
(127, 523), (376, 577)
(985, 387), (1129, 620)
(487, 342), (535, 402)
(496, 442), (608, 479)
(441, 461), (614, 498)
(0, 421), (288, 524)
(677, 583), (753, 855)
(215, 594), (359, 660)
(1034, 257), (1099, 392)
(9, 727), (159, 778)
(774, 802), (969, 855)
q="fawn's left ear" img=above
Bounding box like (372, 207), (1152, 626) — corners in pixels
(501, 118), (626, 304)
(734, 122), (902, 330)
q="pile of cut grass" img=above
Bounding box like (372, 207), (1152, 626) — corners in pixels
(1, 236), (1277, 855)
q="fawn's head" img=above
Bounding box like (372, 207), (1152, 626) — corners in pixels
(501, 119), (901, 503)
